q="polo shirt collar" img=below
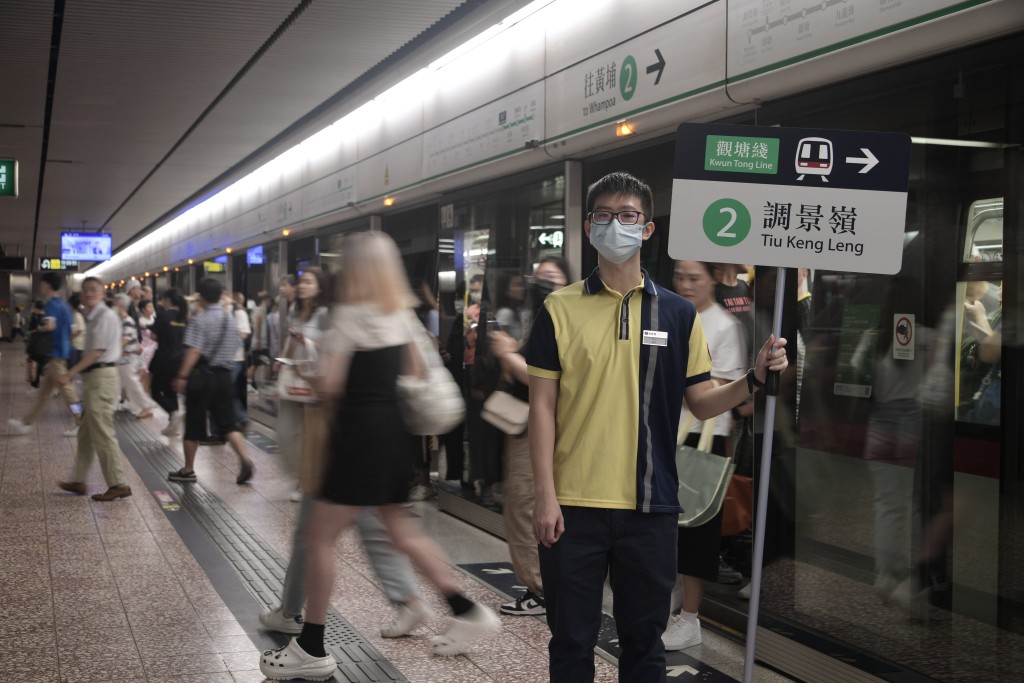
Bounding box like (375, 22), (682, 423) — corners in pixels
(583, 267), (659, 296)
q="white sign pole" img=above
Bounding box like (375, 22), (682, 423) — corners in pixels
(742, 267), (786, 683)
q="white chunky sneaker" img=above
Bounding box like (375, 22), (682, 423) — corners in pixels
(259, 606), (304, 635)
(260, 638), (336, 681)
(381, 600), (433, 638)
(662, 615), (702, 651)
(7, 419), (31, 435)
(161, 414), (182, 436)
(431, 603), (501, 656)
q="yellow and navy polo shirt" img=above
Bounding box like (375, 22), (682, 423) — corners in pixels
(525, 268), (712, 514)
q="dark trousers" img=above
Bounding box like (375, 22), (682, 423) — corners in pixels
(539, 506), (677, 683)
(150, 356), (180, 415)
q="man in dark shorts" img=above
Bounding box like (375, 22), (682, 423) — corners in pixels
(168, 278), (255, 484)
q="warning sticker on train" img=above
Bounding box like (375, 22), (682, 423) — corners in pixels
(668, 123), (911, 274)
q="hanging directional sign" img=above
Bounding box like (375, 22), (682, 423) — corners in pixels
(668, 123), (911, 274)
(0, 158), (17, 198)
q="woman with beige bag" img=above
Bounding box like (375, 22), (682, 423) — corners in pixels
(486, 257), (571, 617)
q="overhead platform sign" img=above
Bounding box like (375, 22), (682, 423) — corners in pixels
(0, 158), (17, 197)
(668, 123), (911, 274)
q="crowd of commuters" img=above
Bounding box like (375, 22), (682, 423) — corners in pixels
(4, 170), (797, 682)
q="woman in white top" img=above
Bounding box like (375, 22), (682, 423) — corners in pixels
(664, 260), (747, 652)
(260, 233), (499, 681)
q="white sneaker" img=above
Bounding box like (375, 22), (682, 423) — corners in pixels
(873, 572), (901, 604)
(7, 419), (31, 435)
(259, 606), (304, 635)
(500, 590), (546, 616)
(662, 615), (702, 651)
(289, 490), (303, 503)
(431, 603), (501, 656)
(409, 484), (436, 501)
(890, 577), (929, 620)
(63, 426), (79, 438)
(260, 638), (336, 681)
(738, 583), (752, 599)
(381, 600), (433, 638)
(161, 414), (182, 436)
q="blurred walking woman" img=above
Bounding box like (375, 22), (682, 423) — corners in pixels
(150, 289), (189, 436)
(260, 232), (499, 681)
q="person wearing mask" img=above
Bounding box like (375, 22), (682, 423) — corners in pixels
(8, 274), (80, 437)
(150, 289), (189, 436)
(55, 277), (132, 501)
(168, 278), (255, 485)
(526, 172), (788, 681)
(489, 257), (571, 618)
(259, 233), (499, 681)
(273, 275), (301, 494)
(663, 260), (747, 651)
(113, 294), (157, 419)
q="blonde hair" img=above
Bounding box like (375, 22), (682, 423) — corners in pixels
(336, 232), (415, 313)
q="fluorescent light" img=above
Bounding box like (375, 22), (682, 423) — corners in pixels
(911, 137), (1016, 149)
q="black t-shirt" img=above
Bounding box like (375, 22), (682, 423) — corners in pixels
(151, 308), (187, 361)
(715, 280), (754, 356)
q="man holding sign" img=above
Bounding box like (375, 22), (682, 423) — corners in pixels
(525, 171), (788, 681)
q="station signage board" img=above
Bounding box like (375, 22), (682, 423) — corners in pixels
(668, 123), (911, 274)
(39, 258), (79, 272)
(0, 158), (17, 197)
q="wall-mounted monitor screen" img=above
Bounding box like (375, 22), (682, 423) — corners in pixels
(213, 254), (228, 264)
(247, 245), (264, 265)
(61, 232), (112, 261)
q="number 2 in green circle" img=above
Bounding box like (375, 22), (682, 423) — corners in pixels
(620, 55), (637, 101)
(702, 199), (750, 247)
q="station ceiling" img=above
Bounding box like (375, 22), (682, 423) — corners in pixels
(0, 0), (516, 268)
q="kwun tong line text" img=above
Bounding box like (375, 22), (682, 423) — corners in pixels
(761, 233), (865, 256)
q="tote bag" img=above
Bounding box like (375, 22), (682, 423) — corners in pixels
(396, 313), (466, 435)
(676, 408), (735, 528)
(277, 338), (318, 404)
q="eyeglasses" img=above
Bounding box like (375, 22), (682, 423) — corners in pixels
(588, 210), (646, 226)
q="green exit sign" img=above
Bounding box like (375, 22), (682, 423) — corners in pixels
(0, 159), (17, 197)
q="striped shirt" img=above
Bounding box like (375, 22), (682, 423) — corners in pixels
(183, 305), (240, 369)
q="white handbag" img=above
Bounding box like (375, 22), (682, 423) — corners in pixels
(396, 313), (466, 435)
(481, 389), (529, 435)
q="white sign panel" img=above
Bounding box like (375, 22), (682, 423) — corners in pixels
(668, 123), (911, 274)
(423, 82), (544, 178)
(727, 0), (972, 78)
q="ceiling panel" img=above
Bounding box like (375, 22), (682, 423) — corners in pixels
(0, 2), (57, 256)
(1, 0), (492, 263)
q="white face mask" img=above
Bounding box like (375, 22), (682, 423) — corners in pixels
(589, 219), (643, 264)
(469, 290), (482, 303)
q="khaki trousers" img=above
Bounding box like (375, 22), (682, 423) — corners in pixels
(74, 367), (126, 487)
(23, 359), (80, 425)
(503, 431), (543, 596)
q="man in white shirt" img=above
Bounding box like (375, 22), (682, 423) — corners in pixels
(56, 277), (132, 501)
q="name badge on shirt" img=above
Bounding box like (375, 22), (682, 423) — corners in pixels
(642, 330), (668, 347)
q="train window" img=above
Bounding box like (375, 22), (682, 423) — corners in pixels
(962, 198), (1003, 263)
(956, 278), (1002, 425)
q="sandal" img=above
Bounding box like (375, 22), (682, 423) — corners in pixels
(260, 638), (336, 681)
(168, 469), (197, 483)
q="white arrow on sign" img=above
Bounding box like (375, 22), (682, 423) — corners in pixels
(667, 664), (699, 677)
(482, 568), (513, 575)
(845, 148), (879, 174)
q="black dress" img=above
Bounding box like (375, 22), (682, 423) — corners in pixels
(320, 345), (418, 505)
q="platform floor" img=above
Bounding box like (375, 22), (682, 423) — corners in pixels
(0, 346), (793, 683)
